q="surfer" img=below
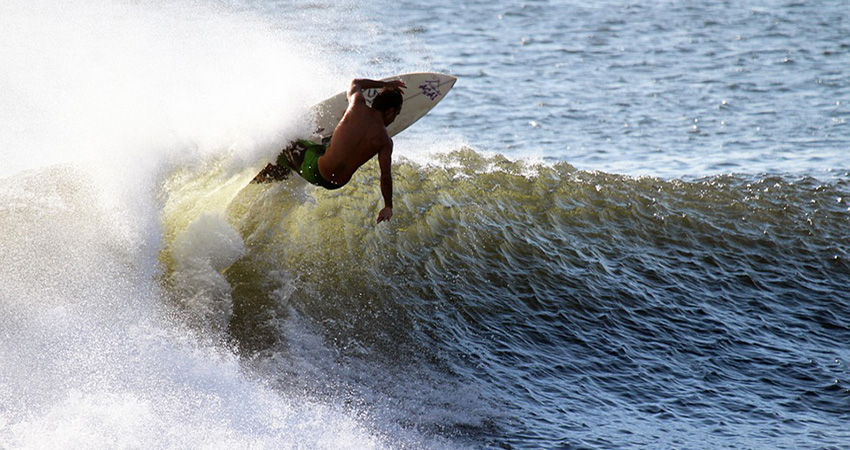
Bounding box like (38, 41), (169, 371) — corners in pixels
(254, 78), (406, 223)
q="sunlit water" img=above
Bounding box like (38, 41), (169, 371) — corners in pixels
(1, 1), (848, 449)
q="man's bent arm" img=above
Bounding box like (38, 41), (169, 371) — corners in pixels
(349, 79), (382, 101)
(349, 78), (407, 101)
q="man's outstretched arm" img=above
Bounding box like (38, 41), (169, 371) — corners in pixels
(376, 140), (394, 223)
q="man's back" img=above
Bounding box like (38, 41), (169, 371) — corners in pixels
(248, 79), (407, 222)
(318, 98), (391, 186)
(253, 77), (404, 223)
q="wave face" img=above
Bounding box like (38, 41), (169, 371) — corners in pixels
(159, 150), (850, 448)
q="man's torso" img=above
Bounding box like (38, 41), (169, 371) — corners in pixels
(318, 101), (390, 186)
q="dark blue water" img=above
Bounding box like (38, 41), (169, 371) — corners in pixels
(2, 1), (849, 449)
(216, 156), (850, 449)
(375, 0), (850, 178)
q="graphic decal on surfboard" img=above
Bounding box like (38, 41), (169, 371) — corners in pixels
(419, 77), (444, 101)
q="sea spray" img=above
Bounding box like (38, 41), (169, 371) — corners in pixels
(0, 1), (405, 448)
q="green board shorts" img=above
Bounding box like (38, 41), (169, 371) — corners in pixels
(278, 139), (343, 190)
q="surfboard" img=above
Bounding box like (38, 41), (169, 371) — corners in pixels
(312, 72), (457, 141)
(253, 72), (456, 183)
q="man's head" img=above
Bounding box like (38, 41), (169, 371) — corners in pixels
(372, 89), (403, 126)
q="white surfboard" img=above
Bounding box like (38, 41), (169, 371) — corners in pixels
(252, 72), (456, 183)
(312, 72), (457, 140)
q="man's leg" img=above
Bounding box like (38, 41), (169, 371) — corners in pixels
(251, 141), (308, 183)
(252, 163), (290, 183)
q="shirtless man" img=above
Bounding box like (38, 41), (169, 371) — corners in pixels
(254, 78), (406, 223)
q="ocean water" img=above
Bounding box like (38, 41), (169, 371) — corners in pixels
(1, 1), (849, 449)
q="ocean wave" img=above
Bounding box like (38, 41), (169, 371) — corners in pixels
(159, 146), (850, 446)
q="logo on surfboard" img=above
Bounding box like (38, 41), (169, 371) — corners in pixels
(419, 78), (443, 101)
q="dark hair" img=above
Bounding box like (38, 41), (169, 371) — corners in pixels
(372, 89), (403, 112)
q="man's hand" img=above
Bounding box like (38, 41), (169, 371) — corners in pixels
(377, 207), (393, 223)
(383, 80), (407, 92)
